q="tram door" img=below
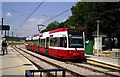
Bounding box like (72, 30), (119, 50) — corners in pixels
(46, 37), (49, 55)
(38, 38), (40, 52)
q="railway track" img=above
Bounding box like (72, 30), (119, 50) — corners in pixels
(11, 45), (119, 77)
(87, 59), (120, 70)
(11, 45), (81, 76)
(65, 61), (120, 77)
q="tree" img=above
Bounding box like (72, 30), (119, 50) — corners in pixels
(41, 21), (59, 32)
(41, 2), (120, 49)
(69, 2), (120, 48)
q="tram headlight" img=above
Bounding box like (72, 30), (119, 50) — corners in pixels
(81, 51), (83, 54)
(68, 51), (71, 54)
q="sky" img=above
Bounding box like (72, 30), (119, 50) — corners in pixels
(1, 0), (119, 37)
(2, 2), (77, 37)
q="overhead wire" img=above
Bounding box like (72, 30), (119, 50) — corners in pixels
(16, 0), (45, 31)
(30, 8), (71, 33)
(11, 1), (71, 35)
(40, 8), (71, 30)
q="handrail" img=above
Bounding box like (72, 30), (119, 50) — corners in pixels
(25, 70), (34, 77)
(25, 68), (66, 77)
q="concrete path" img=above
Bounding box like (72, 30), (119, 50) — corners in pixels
(0, 46), (37, 76)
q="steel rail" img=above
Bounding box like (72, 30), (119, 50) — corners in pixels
(11, 45), (84, 77)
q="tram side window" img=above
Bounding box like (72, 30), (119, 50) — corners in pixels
(60, 37), (67, 48)
(33, 40), (35, 46)
(37, 40), (39, 46)
(28, 41), (30, 46)
(50, 38), (59, 47)
(41, 39), (45, 47)
(50, 38), (54, 47)
(28, 41), (30, 45)
(35, 40), (39, 46)
(33, 40), (37, 46)
(50, 37), (66, 47)
(26, 40), (28, 44)
(46, 37), (49, 49)
(39, 38), (41, 47)
(26, 40), (29, 45)
(29, 41), (31, 46)
(27, 40), (30, 45)
(30, 40), (33, 46)
(55, 38), (60, 47)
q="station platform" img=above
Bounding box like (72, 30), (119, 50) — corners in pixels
(0, 46), (37, 76)
(85, 54), (119, 68)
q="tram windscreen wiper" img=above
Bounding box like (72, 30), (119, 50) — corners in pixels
(75, 48), (78, 51)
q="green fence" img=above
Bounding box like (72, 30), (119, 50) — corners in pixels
(85, 40), (93, 55)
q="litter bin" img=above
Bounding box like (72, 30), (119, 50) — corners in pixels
(85, 40), (93, 55)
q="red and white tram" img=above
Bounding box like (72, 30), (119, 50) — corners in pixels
(25, 28), (85, 59)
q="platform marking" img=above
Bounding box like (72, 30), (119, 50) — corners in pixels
(87, 58), (119, 67)
(11, 47), (38, 70)
(12, 47), (46, 76)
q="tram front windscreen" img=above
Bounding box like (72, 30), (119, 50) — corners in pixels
(68, 29), (84, 48)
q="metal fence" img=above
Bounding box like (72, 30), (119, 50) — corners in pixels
(25, 68), (66, 77)
(112, 49), (120, 58)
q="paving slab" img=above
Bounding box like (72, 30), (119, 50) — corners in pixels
(0, 46), (37, 76)
(86, 54), (119, 67)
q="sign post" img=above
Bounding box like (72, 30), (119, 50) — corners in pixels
(0, 25), (10, 39)
(94, 36), (102, 56)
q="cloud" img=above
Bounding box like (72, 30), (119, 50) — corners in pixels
(6, 12), (12, 17)
(38, 18), (45, 24)
(28, 18), (37, 22)
(28, 18), (45, 24)
(16, 17), (46, 37)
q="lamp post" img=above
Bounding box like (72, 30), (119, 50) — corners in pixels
(38, 24), (45, 33)
(96, 20), (100, 57)
(0, 20), (1, 34)
(1, 18), (3, 35)
(85, 14), (88, 41)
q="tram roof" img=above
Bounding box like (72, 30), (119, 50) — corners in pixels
(26, 28), (84, 39)
(49, 28), (84, 34)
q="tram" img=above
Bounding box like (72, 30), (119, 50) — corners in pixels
(25, 28), (85, 59)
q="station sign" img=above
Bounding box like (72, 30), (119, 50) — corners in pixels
(0, 25), (10, 30)
(94, 36), (102, 50)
